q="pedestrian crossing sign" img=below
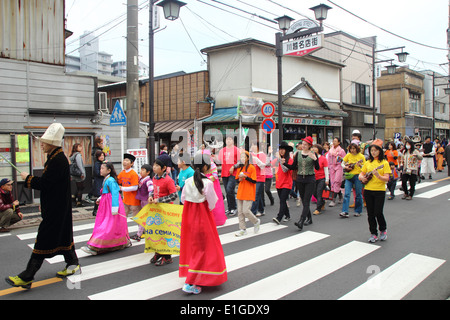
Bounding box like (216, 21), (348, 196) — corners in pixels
(110, 101), (127, 127)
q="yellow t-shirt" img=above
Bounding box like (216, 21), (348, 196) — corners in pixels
(361, 160), (391, 191)
(343, 153), (366, 175)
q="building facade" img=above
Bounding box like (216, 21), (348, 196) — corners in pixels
(200, 38), (347, 148)
(378, 67), (431, 140)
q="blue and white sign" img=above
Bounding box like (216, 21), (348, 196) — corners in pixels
(394, 132), (402, 139)
(110, 101), (127, 127)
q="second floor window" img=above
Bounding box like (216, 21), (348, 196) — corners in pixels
(409, 92), (421, 113)
(352, 83), (370, 106)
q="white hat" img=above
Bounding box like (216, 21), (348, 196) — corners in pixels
(352, 129), (361, 135)
(40, 123), (65, 147)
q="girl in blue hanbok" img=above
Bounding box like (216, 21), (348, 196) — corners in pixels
(81, 162), (130, 255)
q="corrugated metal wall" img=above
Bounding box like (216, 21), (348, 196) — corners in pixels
(0, 0), (65, 65)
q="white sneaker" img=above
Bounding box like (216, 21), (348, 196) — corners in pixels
(229, 209), (238, 216)
(81, 246), (97, 255)
(296, 198), (301, 207)
(235, 229), (247, 237)
(329, 201), (336, 207)
(254, 219), (261, 234)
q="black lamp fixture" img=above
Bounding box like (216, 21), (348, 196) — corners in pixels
(156, 0), (186, 21)
(275, 15), (294, 33)
(386, 63), (398, 75)
(395, 50), (409, 63)
(309, 3), (332, 25)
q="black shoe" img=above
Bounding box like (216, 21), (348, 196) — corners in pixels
(294, 218), (305, 231)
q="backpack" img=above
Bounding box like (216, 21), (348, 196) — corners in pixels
(70, 153), (83, 177)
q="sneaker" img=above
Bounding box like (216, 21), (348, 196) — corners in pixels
(406, 196), (412, 200)
(380, 231), (387, 241)
(339, 212), (349, 218)
(256, 212), (265, 217)
(388, 195), (394, 200)
(368, 234), (379, 243)
(84, 195), (95, 204)
(225, 210), (230, 215)
(235, 229), (247, 237)
(130, 234), (141, 242)
(155, 256), (173, 266)
(296, 198), (301, 207)
(272, 217), (280, 225)
(182, 283), (202, 295)
(329, 201), (336, 207)
(254, 219), (261, 234)
(229, 209), (238, 216)
(56, 264), (81, 278)
(353, 213), (361, 217)
(313, 209), (321, 215)
(5, 276), (33, 290)
(81, 246), (97, 255)
(150, 253), (161, 264)
(282, 217), (291, 222)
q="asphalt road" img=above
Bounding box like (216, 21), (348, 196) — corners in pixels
(1, 171), (449, 303)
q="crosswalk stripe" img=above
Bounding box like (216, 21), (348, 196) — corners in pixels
(25, 217), (243, 263)
(0, 233), (11, 238)
(393, 181), (434, 196)
(67, 222), (289, 282)
(214, 241), (379, 300)
(413, 184), (450, 199)
(87, 231), (329, 300)
(339, 253), (445, 300)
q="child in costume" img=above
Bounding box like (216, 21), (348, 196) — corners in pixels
(81, 162), (130, 255)
(148, 159), (178, 266)
(179, 153), (227, 294)
(118, 153), (140, 218)
(130, 164), (153, 241)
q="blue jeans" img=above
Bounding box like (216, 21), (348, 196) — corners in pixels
(251, 181), (265, 214)
(222, 176), (237, 211)
(343, 175), (363, 214)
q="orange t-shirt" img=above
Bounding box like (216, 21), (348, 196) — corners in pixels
(384, 150), (399, 166)
(235, 164), (256, 201)
(118, 169), (140, 206)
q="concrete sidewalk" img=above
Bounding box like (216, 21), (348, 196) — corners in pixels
(8, 202), (96, 230)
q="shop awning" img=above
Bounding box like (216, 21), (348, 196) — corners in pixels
(201, 107), (238, 123)
(154, 120), (195, 133)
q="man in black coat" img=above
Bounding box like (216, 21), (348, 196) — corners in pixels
(5, 123), (80, 290)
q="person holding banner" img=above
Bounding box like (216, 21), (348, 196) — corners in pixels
(81, 162), (130, 255)
(179, 153), (227, 294)
(148, 159), (178, 266)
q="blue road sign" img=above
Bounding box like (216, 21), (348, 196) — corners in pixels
(261, 118), (276, 134)
(110, 101), (127, 127)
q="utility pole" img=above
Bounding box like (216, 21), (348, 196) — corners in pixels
(126, 0), (140, 149)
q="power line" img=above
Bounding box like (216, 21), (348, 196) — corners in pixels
(327, 0), (448, 51)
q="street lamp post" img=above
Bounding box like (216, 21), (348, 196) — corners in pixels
(275, 4), (331, 146)
(148, 0), (186, 165)
(370, 45), (409, 140)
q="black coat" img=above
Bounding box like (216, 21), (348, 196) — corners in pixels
(25, 147), (75, 258)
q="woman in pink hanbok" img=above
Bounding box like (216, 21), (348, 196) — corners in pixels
(326, 137), (346, 207)
(81, 162), (130, 255)
(203, 149), (227, 226)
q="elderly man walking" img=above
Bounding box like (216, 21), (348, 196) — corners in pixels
(5, 123), (80, 290)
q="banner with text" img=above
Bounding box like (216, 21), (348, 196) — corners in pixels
(133, 203), (183, 255)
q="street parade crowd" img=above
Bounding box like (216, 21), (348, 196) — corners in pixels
(2, 123), (450, 295)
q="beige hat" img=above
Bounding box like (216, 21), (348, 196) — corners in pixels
(40, 123), (65, 147)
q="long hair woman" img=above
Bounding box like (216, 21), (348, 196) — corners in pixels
(179, 153), (227, 295)
(359, 144), (391, 243)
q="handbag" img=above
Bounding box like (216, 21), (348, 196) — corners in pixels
(70, 154), (83, 177)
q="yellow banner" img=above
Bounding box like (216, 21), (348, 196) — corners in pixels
(133, 203), (183, 255)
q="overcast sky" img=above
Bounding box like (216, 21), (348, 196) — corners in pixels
(65, 0), (450, 77)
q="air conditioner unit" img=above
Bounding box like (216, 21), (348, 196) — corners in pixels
(98, 92), (109, 114)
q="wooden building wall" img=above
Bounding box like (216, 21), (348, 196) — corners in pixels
(103, 71), (211, 123)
